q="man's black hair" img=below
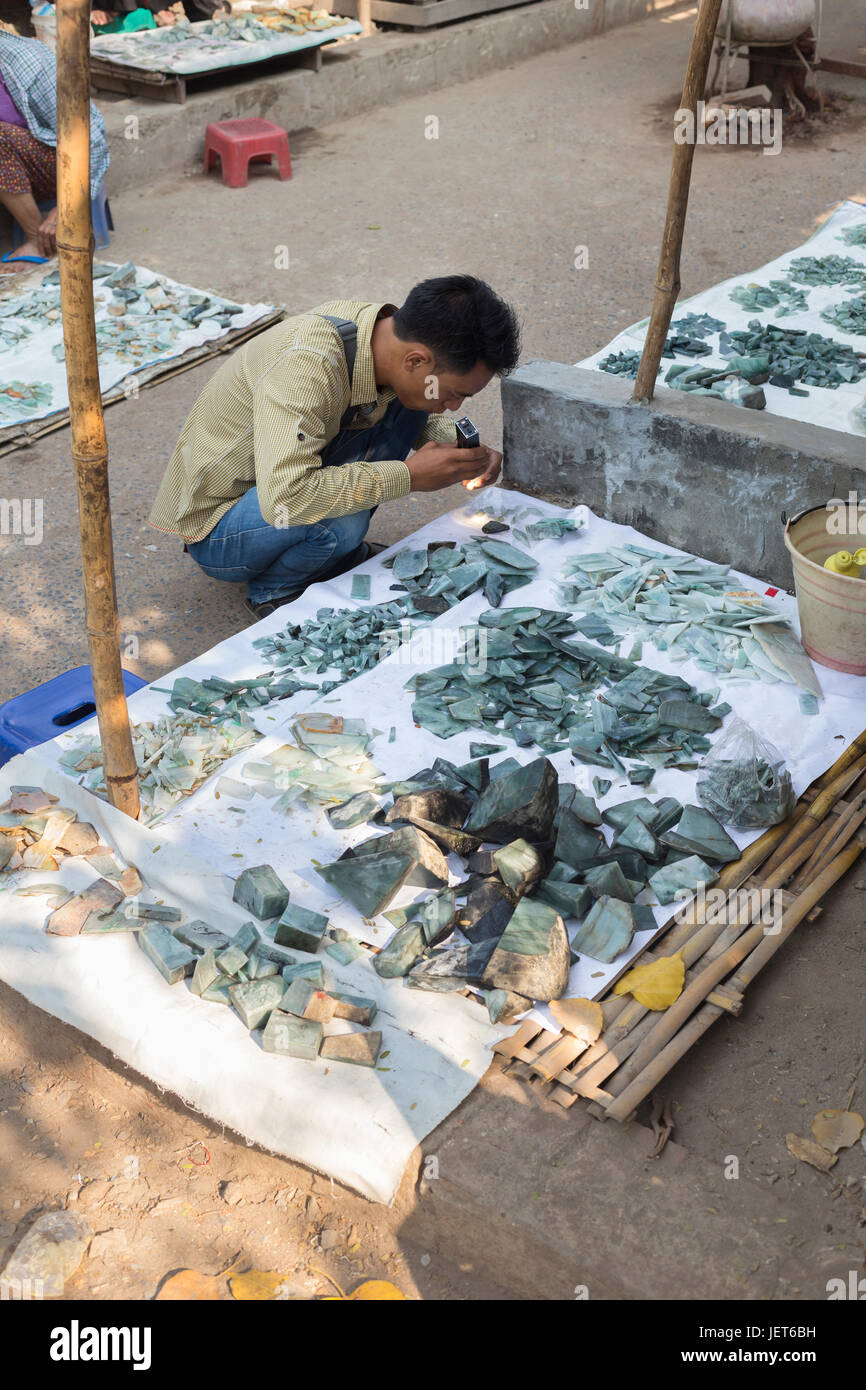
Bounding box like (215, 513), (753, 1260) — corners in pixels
(392, 275), (520, 376)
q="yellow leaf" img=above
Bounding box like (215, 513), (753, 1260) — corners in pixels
(612, 953), (685, 1010)
(811, 1109), (864, 1154)
(155, 1268), (227, 1300)
(548, 997), (603, 1045)
(786, 1132), (837, 1173)
(229, 1270), (293, 1301)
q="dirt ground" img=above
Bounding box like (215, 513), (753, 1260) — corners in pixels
(1, 3), (866, 1301)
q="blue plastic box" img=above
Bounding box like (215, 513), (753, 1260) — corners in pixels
(0, 665), (147, 767)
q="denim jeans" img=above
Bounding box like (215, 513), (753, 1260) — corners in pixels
(187, 395), (429, 605)
(188, 487), (372, 605)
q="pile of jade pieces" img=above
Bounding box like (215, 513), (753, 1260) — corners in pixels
(557, 544), (820, 696)
(0, 787), (142, 902)
(407, 605), (727, 777)
(310, 748), (742, 1022)
(59, 710), (261, 826)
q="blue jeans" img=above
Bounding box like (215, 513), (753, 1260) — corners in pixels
(188, 487), (371, 605)
(187, 395), (428, 605)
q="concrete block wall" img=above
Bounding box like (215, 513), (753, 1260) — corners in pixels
(501, 360), (866, 585)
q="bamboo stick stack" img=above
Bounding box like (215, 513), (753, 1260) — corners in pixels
(493, 732), (866, 1122)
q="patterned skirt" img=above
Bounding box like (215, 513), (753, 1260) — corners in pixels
(0, 121), (57, 201)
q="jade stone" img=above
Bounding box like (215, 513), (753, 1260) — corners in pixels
(352, 826), (449, 887)
(481, 898), (569, 1001)
(326, 792), (380, 829)
(568, 789), (602, 826)
(584, 861), (635, 903)
(660, 805), (739, 864)
(132, 903), (182, 922)
(571, 896), (636, 963)
(138, 925), (196, 984)
(485, 988), (530, 1024)
(191, 948), (220, 996)
(262, 1010), (323, 1060)
(547, 860), (580, 882)
(247, 951), (279, 979)
(372, 922), (428, 978)
(331, 992), (377, 1025)
(602, 798), (657, 832)
(386, 788), (470, 831)
(173, 919), (230, 954)
(201, 980), (233, 1006)
(232, 921), (259, 954)
(316, 851), (415, 918)
(229, 975), (285, 1029)
(493, 839), (542, 896)
(320, 1031), (382, 1067)
(216, 943), (248, 976)
(280, 976), (333, 1019)
(649, 855), (719, 905)
(232, 864), (290, 920)
(650, 798), (684, 836)
(275, 902), (328, 953)
(613, 817), (659, 860)
(535, 879), (593, 919)
(554, 810), (604, 870)
(465, 757), (558, 843)
(282, 959), (325, 987)
(81, 911), (139, 933)
(457, 883), (514, 944)
(325, 937), (364, 965)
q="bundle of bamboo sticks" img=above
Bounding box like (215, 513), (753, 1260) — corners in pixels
(494, 731), (866, 1123)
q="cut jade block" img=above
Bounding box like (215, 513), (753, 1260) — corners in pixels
(138, 925), (196, 985)
(274, 901), (328, 953)
(232, 864), (290, 920)
(262, 1010), (322, 1060)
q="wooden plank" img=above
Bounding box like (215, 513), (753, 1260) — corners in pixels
(818, 56), (866, 81)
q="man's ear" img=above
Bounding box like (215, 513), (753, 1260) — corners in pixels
(403, 345), (435, 375)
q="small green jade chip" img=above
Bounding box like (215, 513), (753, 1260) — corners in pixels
(232, 864), (290, 920)
(138, 925), (196, 985)
(216, 943), (248, 976)
(275, 902), (328, 953)
(191, 947), (221, 996)
(262, 1010), (323, 1060)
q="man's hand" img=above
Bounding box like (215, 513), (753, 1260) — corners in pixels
(407, 441), (502, 493)
(37, 207), (58, 259)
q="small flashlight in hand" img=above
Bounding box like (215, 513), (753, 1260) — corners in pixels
(455, 416), (486, 489)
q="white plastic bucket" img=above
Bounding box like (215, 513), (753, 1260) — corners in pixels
(783, 505), (866, 676)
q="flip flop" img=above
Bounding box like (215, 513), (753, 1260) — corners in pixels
(0, 252), (49, 266)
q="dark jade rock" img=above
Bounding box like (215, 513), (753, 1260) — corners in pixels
(571, 896), (636, 963)
(534, 878), (593, 919)
(326, 792), (381, 830)
(466, 849), (497, 875)
(465, 757), (558, 843)
(372, 923), (428, 978)
(650, 797), (683, 836)
(597, 847), (651, 883)
(485, 988), (531, 1023)
(386, 788), (470, 831)
(316, 851), (415, 918)
(612, 816), (660, 861)
(351, 825), (449, 888)
(454, 759), (490, 794)
(659, 805), (739, 864)
(481, 519), (510, 534)
(493, 838), (543, 897)
(568, 788), (602, 826)
(233, 865), (290, 920)
(480, 898), (570, 1002)
(554, 810), (605, 870)
(402, 816), (482, 858)
(275, 902), (327, 953)
(602, 798), (657, 833)
(649, 854), (718, 905)
(632, 903), (658, 932)
(547, 859), (581, 882)
(458, 883), (514, 944)
(583, 860), (635, 903)
(409, 939), (499, 984)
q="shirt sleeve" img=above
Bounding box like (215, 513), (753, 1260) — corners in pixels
(413, 414), (458, 448)
(253, 347), (411, 527)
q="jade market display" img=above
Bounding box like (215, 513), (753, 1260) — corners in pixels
(0, 260), (276, 441)
(580, 198), (866, 434)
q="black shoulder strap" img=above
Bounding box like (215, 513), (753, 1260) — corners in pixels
(316, 313), (358, 430)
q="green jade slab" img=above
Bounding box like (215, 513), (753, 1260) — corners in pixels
(262, 1010), (323, 1060)
(282, 959), (325, 987)
(232, 864), (290, 920)
(191, 948), (221, 996)
(326, 791), (380, 829)
(229, 975), (285, 1029)
(316, 851), (415, 918)
(320, 1031), (382, 1067)
(275, 901), (328, 953)
(216, 943), (248, 976)
(571, 896), (636, 963)
(649, 855), (719, 905)
(493, 838), (542, 896)
(138, 925), (196, 985)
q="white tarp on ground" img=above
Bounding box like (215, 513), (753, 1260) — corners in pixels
(0, 262), (275, 429)
(3, 488), (864, 1199)
(578, 199), (866, 435)
(90, 19), (362, 75)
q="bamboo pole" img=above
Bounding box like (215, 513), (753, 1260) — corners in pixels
(631, 0), (724, 403)
(56, 0), (140, 820)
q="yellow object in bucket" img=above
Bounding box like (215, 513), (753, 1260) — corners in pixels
(824, 549), (866, 578)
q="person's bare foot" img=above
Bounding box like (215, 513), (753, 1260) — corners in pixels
(0, 240), (50, 274)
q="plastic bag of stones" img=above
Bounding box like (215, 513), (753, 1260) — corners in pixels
(696, 715), (794, 829)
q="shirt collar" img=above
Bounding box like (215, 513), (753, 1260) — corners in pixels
(351, 301), (396, 407)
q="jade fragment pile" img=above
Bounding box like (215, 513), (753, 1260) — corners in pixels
(59, 711), (261, 826)
(719, 320), (866, 389)
(407, 605), (730, 772)
(558, 544), (821, 693)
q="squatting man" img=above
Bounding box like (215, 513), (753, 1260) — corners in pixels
(150, 276), (520, 618)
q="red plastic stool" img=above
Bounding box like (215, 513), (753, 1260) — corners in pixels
(204, 118), (292, 189)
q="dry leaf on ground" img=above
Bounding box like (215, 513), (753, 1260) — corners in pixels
(811, 1109), (864, 1153)
(786, 1132), (838, 1173)
(548, 997), (603, 1044)
(612, 954), (685, 1010)
(155, 1267), (228, 1300)
(322, 1279), (407, 1301)
(230, 1270), (294, 1301)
